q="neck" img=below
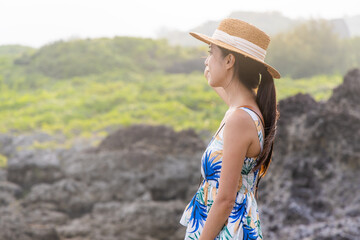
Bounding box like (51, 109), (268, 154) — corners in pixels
(223, 75), (256, 109)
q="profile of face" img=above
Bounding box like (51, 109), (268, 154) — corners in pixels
(204, 43), (227, 87)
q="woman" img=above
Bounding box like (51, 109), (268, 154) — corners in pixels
(179, 18), (281, 240)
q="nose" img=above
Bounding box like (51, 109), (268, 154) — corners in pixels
(204, 55), (209, 66)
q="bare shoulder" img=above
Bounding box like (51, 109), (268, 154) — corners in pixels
(223, 108), (254, 145)
(226, 108), (254, 129)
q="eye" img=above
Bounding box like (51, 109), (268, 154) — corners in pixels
(208, 50), (212, 55)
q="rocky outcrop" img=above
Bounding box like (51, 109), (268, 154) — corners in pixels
(96, 124), (205, 155)
(258, 68), (360, 239)
(0, 69), (359, 239)
(0, 124), (205, 240)
(7, 151), (64, 191)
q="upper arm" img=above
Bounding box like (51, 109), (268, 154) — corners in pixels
(215, 109), (253, 203)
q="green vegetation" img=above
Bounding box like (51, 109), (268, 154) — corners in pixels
(0, 68), (343, 141)
(0, 20), (351, 152)
(6, 37), (204, 80)
(275, 74), (343, 101)
(266, 19), (360, 78)
(0, 154), (7, 168)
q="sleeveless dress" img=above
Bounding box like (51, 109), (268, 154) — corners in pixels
(179, 106), (265, 240)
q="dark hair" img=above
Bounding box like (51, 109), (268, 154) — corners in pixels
(218, 46), (280, 200)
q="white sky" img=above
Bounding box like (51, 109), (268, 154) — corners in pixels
(1, 0), (359, 48)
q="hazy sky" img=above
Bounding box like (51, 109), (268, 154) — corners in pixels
(1, 0), (359, 48)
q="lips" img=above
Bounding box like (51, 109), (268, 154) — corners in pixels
(204, 67), (210, 77)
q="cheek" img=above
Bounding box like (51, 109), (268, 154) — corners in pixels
(210, 62), (221, 77)
(208, 59), (217, 71)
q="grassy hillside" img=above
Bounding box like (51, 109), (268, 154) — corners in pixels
(0, 36), (345, 155)
(0, 69), (343, 138)
(5, 37), (204, 80)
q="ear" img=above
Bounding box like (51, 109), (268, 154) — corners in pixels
(225, 53), (235, 70)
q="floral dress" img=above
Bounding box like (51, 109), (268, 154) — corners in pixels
(179, 107), (265, 240)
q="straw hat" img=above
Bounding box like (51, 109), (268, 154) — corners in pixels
(189, 18), (281, 79)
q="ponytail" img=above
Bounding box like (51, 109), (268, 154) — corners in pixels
(253, 68), (279, 200)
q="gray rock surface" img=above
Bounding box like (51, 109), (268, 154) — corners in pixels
(258, 68), (360, 239)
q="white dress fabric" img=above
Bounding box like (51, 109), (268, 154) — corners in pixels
(179, 107), (265, 240)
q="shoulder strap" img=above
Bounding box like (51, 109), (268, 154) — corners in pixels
(238, 105), (265, 152)
(238, 105), (265, 130)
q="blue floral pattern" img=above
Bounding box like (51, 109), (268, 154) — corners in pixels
(201, 150), (222, 188)
(186, 192), (207, 233)
(180, 107), (265, 240)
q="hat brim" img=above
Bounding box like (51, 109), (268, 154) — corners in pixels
(189, 31), (281, 79)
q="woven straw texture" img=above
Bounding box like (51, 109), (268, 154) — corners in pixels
(190, 18), (281, 79)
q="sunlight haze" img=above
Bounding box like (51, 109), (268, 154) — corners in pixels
(1, 0), (359, 47)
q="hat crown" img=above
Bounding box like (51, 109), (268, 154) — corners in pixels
(188, 18), (281, 78)
(217, 18), (270, 51)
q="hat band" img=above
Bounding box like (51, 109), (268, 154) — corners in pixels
(211, 29), (266, 61)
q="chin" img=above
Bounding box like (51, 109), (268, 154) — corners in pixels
(208, 81), (220, 88)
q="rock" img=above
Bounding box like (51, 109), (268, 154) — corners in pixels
(257, 68), (360, 239)
(0, 181), (23, 199)
(0, 133), (14, 158)
(61, 140), (200, 202)
(24, 202), (69, 226)
(0, 192), (15, 207)
(26, 224), (60, 240)
(23, 179), (94, 218)
(285, 199), (313, 225)
(0, 168), (7, 181)
(56, 217), (91, 239)
(328, 68), (360, 114)
(7, 151), (64, 190)
(0, 205), (32, 240)
(53, 200), (185, 240)
(277, 92), (319, 122)
(95, 123), (206, 155)
(0, 131), (55, 159)
(146, 154), (200, 201)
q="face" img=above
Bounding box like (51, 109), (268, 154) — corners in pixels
(204, 44), (227, 87)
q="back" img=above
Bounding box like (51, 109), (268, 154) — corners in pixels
(179, 106), (265, 239)
(202, 106), (264, 190)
